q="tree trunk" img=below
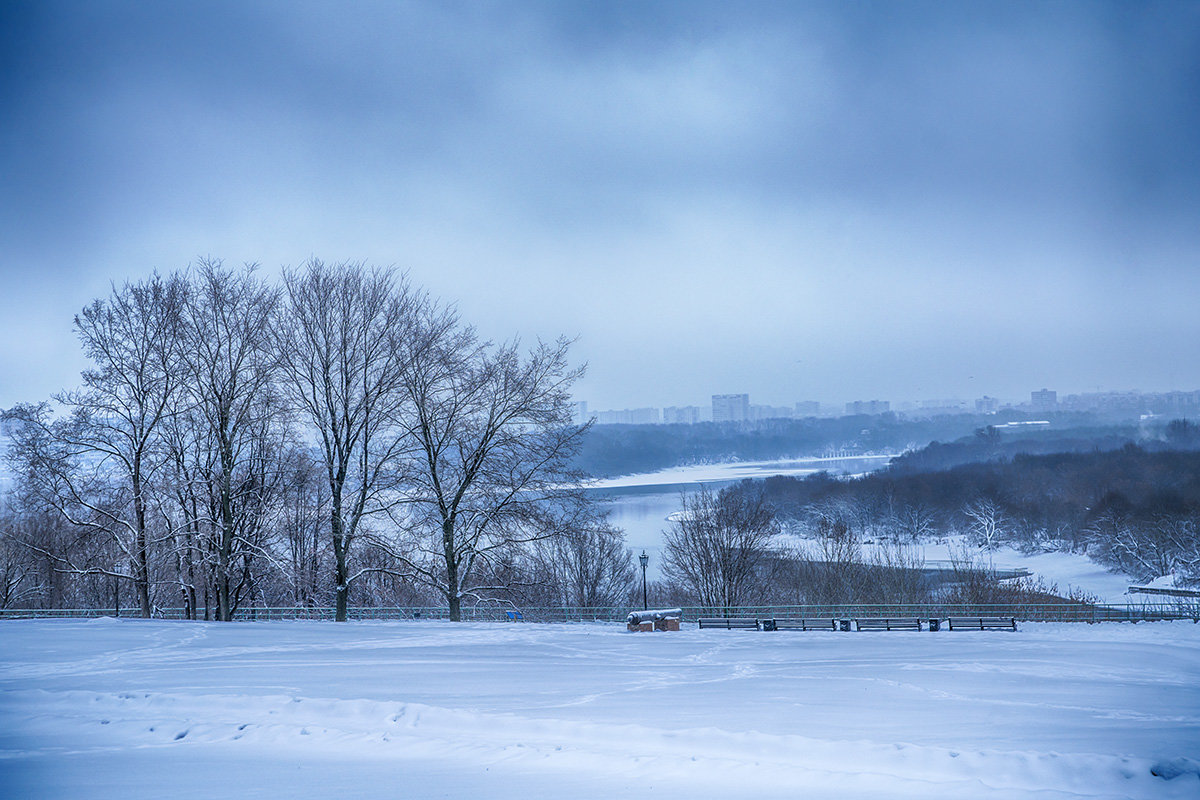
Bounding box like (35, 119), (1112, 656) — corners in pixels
(331, 488), (350, 622)
(132, 464), (152, 618)
(334, 537), (349, 621)
(217, 439), (236, 621)
(217, 514), (232, 622)
(443, 518), (460, 621)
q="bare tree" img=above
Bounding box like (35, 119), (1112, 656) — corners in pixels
(892, 501), (938, 543)
(789, 515), (868, 604)
(181, 261), (284, 620)
(0, 515), (47, 609)
(963, 496), (1007, 550)
(393, 310), (589, 621)
(661, 484), (779, 609)
(6, 275), (185, 616)
(275, 260), (418, 621)
(1089, 512), (1197, 584)
(532, 516), (635, 607)
(159, 392), (212, 618)
(275, 447), (330, 607)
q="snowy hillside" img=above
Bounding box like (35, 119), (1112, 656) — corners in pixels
(2, 619), (1198, 799)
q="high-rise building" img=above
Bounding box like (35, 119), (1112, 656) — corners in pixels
(750, 404), (794, 421)
(845, 400), (890, 416)
(627, 407), (661, 425)
(975, 396), (1000, 414)
(1031, 389), (1057, 412)
(663, 405), (701, 424)
(712, 393), (750, 423)
(592, 407), (660, 425)
(569, 400), (590, 425)
(794, 401), (821, 417)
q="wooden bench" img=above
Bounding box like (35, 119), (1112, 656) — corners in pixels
(771, 618), (838, 632)
(697, 617), (759, 630)
(945, 616), (1016, 631)
(854, 617), (922, 631)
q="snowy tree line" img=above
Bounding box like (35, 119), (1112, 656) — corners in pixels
(754, 445), (1200, 588)
(649, 481), (1091, 611)
(0, 261), (636, 620)
(7, 264), (1191, 619)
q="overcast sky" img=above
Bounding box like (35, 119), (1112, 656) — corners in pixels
(2, 0), (1198, 411)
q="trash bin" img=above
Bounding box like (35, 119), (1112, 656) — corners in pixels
(929, 618), (940, 632)
(760, 619), (777, 632)
(838, 619), (852, 632)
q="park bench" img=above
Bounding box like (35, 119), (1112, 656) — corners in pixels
(945, 616), (1017, 631)
(854, 617), (922, 631)
(505, 610), (523, 622)
(697, 617), (759, 630)
(770, 618), (839, 632)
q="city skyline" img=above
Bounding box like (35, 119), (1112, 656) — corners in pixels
(580, 386), (1200, 424)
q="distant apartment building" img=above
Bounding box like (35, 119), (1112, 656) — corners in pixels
(663, 405), (701, 424)
(975, 396), (1000, 414)
(1161, 390), (1200, 415)
(1058, 389), (1200, 417)
(594, 407), (660, 425)
(569, 400), (590, 425)
(921, 398), (966, 410)
(794, 401), (821, 417)
(712, 393), (750, 423)
(1031, 389), (1057, 412)
(845, 399), (890, 416)
(750, 404), (794, 421)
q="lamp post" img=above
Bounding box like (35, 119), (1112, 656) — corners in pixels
(639, 550), (649, 610)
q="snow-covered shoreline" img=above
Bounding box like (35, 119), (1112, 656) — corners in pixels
(588, 455), (892, 489)
(593, 459), (1144, 602)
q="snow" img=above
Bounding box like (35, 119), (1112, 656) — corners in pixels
(597, 460), (1144, 601)
(589, 456), (891, 489)
(852, 536), (1143, 604)
(985, 545), (1143, 603)
(1140, 574), (1191, 591)
(2, 619), (1198, 799)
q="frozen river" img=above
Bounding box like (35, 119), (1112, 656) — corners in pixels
(587, 456), (890, 579)
(588, 456), (1142, 602)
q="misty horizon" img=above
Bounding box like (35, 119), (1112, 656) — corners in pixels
(3, 1), (1198, 411)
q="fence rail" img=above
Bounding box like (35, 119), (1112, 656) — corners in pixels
(2, 602), (1197, 623)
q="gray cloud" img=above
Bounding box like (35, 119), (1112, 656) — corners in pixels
(1, 0), (1197, 409)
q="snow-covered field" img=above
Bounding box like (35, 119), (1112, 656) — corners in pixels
(2, 619), (1198, 799)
